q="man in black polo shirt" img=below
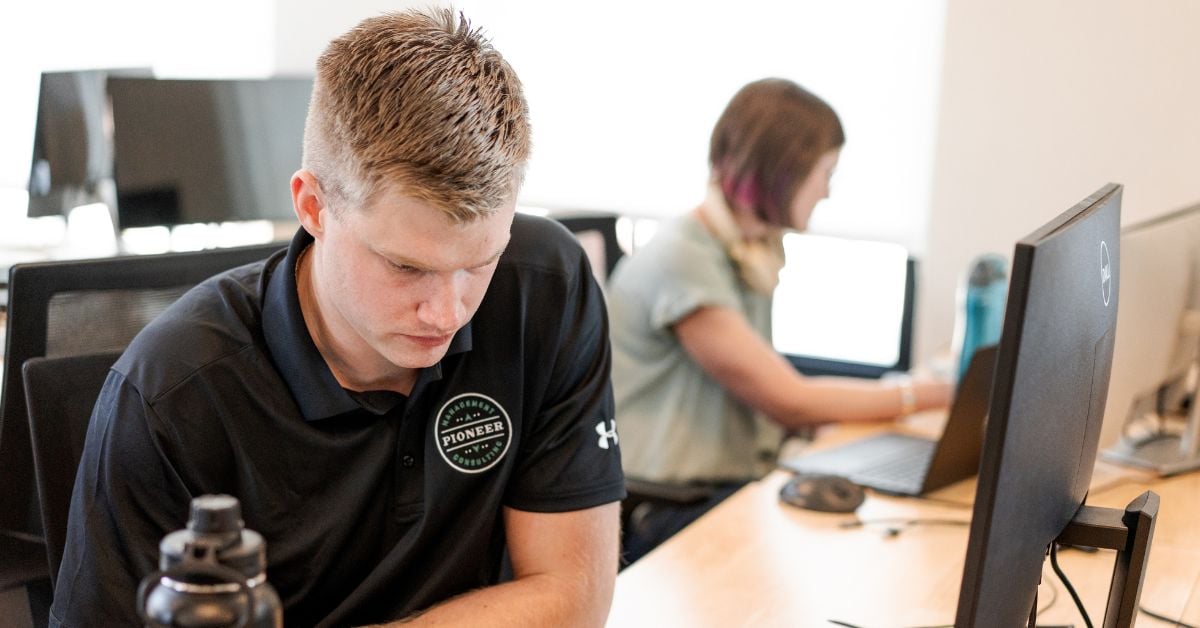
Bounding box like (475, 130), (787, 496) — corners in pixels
(51, 9), (625, 628)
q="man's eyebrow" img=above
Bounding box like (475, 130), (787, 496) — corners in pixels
(380, 240), (509, 271)
(467, 233), (513, 268)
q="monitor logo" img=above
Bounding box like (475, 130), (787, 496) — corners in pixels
(1100, 240), (1112, 307)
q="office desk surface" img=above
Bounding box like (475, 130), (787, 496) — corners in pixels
(607, 421), (1200, 627)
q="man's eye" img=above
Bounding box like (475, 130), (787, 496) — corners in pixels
(389, 261), (422, 274)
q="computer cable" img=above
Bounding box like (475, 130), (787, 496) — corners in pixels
(1059, 541), (1200, 628)
(1138, 605), (1199, 628)
(911, 494), (974, 509)
(827, 619), (1072, 628)
(838, 517), (969, 538)
(1050, 542), (1094, 628)
(826, 561), (1068, 628)
(826, 620), (955, 628)
(1037, 565), (1061, 616)
(1140, 606), (1200, 628)
(1139, 564), (1200, 628)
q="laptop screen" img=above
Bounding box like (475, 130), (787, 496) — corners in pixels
(772, 233), (913, 378)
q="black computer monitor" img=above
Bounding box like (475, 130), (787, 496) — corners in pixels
(26, 69), (148, 218)
(955, 183), (1122, 626)
(107, 76), (312, 230)
(550, 212), (625, 284)
(772, 233), (915, 378)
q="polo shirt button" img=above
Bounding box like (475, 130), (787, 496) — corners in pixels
(402, 455), (415, 468)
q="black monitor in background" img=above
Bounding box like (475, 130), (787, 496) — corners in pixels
(108, 76), (312, 230)
(550, 213), (624, 284)
(772, 233), (914, 378)
(955, 183), (1123, 626)
(26, 69), (148, 218)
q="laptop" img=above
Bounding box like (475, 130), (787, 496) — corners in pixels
(779, 345), (997, 496)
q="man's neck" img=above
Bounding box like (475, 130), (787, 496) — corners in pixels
(295, 244), (419, 395)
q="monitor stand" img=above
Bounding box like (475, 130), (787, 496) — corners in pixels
(1103, 434), (1200, 476)
(1102, 389), (1200, 475)
(1105, 305), (1200, 475)
(1034, 491), (1160, 628)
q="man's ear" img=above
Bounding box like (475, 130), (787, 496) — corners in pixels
(291, 169), (327, 239)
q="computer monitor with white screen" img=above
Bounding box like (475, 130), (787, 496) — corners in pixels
(772, 233), (913, 378)
(956, 183), (1125, 626)
(1100, 200), (1200, 473)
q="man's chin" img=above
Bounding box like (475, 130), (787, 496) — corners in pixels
(385, 344), (451, 370)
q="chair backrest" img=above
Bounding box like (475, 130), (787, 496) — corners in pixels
(552, 213), (624, 284)
(0, 242), (284, 548)
(23, 351), (123, 589)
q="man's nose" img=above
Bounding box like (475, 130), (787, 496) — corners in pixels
(416, 273), (467, 333)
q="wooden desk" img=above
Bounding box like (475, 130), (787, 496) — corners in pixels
(607, 422), (1200, 627)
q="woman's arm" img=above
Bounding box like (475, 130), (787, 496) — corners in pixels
(673, 305), (950, 428)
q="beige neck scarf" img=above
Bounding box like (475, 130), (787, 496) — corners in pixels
(696, 182), (786, 296)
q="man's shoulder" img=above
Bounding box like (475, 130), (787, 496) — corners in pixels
(500, 213), (588, 276)
(115, 261), (269, 400)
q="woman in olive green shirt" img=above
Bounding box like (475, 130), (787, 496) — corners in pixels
(607, 78), (951, 561)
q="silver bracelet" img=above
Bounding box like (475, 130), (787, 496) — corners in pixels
(897, 378), (917, 416)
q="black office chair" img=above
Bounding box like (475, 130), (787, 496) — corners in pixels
(548, 213), (716, 563)
(0, 241), (284, 624)
(620, 478), (714, 528)
(551, 213), (625, 284)
(23, 351), (122, 592)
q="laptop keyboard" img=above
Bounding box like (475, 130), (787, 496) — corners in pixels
(782, 432), (937, 495)
(852, 444), (934, 494)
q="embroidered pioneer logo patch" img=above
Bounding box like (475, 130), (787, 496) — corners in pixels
(434, 393), (512, 473)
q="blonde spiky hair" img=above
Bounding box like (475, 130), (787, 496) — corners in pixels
(303, 8), (531, 222)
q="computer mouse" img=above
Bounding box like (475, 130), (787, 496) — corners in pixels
(779, 473), (866, 513)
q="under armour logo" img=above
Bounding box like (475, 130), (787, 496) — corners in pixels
(595, 420), (619, 449)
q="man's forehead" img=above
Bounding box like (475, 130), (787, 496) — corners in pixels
(354, 191), (515, 269)
(364, 177), (516, 214)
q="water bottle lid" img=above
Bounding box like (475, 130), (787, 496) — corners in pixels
(160, 529), (268, 580)
(160, 495), (268, 579)
(967, 254), (1007, 286)
(188, 494), (243, 536)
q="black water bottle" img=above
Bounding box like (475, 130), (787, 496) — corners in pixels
(137, 495), (283, 627)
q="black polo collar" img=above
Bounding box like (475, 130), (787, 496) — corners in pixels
(261, 228), (474, 421)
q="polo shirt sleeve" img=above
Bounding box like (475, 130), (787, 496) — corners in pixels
(50, 370), (193, 628)
(504, 252), (626, 512)
(646, 232), (743, 331)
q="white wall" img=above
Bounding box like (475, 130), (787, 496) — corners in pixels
(0, 0), (276, 190)
(918, 0), (1200, 363)
(273, 0), (428, 75)
(271, 1), (947, 253)
(0, 0), (278, 260)
(453, 1), (947, 253)
(11, 1), (1197, 369)
(3, 2), (944, 257)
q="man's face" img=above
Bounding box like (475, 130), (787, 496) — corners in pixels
(313, 186), (515, 373)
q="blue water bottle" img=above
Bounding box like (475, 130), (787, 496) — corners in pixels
(954, 254), (1008, 382)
